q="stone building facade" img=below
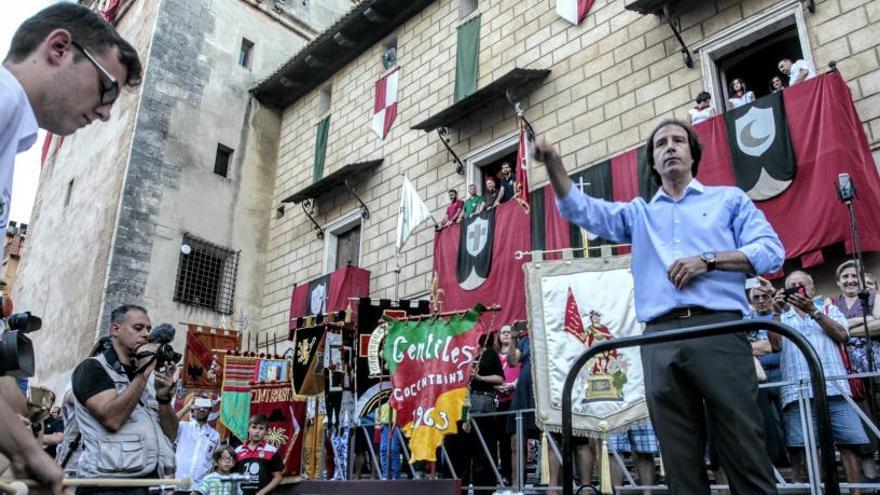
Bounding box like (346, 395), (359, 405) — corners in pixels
(15, 0), (352, 393)
(256, 0), (880, 341)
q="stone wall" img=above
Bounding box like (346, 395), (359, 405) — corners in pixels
(260, 0), (880, 338)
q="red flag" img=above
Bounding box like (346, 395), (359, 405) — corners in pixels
(563, 288), (586, 343)
(515, 117), (531, 209)
(556, 0), (594, 25)
(371, 69), (399, 139)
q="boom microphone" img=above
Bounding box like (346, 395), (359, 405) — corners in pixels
(837, 172), (855, 203)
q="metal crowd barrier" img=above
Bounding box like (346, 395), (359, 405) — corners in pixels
(561, 320), (840, 495)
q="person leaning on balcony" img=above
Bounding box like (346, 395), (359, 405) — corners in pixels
(439, 189), (464, 229)
(534, 118), (784, 495)
(0, 4), (142, 492)
(461, 183), (484, 220)
(479, 177), (500, 213)
(778, 57), (815, 86)
(769, 75), (787, 93)
(769, 270), (868, 492)
(727, 78), (755, 109)
(688, 91), (714, 125)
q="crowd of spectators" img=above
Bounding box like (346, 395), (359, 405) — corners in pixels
(689, 56), (815, 125)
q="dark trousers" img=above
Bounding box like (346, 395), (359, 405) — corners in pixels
(642, 312), (777, 495)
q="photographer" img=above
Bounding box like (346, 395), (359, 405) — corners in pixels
(71, 305), (178, 494)
(769, 271), (867, 492)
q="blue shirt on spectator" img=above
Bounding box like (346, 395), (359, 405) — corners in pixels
(778, 299), (850, 408)
(555, 179), (784, 322)
(747, 312), (781, 370)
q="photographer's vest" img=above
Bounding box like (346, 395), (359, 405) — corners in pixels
(74, 353), (175, 478)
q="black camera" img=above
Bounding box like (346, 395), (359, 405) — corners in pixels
(783, 285), (807, 299)
(0, 300), (42, 377)
(147, 323), (181, 372)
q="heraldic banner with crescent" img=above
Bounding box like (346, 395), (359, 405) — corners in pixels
(525, 255), (648, 437)
(384, 306), (485, 462)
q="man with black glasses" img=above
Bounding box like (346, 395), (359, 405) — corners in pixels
(0, 4), (142, 493)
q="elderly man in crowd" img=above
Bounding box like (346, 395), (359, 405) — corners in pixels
(770, 271), (867, 492)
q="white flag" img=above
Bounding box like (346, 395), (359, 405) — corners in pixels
(396, 176), (433, 251)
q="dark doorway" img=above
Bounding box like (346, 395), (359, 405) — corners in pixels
(478, 150), (517, 191)
(717, 24), (802, 104)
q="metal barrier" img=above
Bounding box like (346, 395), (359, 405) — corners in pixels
(561, 319), (840, 495)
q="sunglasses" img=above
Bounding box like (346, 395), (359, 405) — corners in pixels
(72, 40), (119, 105)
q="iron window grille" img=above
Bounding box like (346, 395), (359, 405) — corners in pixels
(174, 234), (239, 314)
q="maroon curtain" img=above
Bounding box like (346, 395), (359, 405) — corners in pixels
(695, 72), (880, 261)
(288, 266), (371, 332)
(433, 201), (530, 328)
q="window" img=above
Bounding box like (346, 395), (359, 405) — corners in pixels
(381, 35), (397, 70)
(318, 84), (332, 115)
(64, 179), (74, 207)
(239, 38), (254, 68)
(214, 144), (233, 178)
(693, 0), (813, 113)
(460, 0), (478, 18)
(334, 224), (361, 269)
(322, 211), (363, 272)
(174, 234), (240, 314)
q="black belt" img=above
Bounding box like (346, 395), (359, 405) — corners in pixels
(648, 306), (728, 324)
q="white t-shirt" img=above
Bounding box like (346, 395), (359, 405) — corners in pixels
(789, 59), (816, 85)
(174, 419), (220, 483)
(0, 66), (38, 241)
(688, 106), (713, 125)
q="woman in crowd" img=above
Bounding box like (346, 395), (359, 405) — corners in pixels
(496, 325), (521, 484)
(507, 322), (536, 488)
(769, 75), (787, 93)
(728, 78), (755, 109)
(688, 91), (714, 125)
(832, 260), (880, 481)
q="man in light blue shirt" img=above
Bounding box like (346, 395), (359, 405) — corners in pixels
(532, 119), (784, 494)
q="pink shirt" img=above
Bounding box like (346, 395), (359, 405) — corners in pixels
(497, 353), (522, 404)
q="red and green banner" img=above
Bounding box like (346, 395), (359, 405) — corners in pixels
(249, 382), (303, 476)
(182, 325), (240, 391)
(384, 306), (485, 462)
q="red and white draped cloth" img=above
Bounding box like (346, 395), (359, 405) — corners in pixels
(371, 68), (399, 139)
(556, 0), (594, 25)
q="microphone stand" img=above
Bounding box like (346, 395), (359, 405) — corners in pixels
(839, 180), (877, 418)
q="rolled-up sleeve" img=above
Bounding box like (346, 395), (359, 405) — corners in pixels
(555, 185), (633, 244)
(732, 191), (784, 275)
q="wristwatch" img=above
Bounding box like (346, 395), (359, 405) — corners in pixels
(810, 310), (823, 320)
(700, 251), (717, 271)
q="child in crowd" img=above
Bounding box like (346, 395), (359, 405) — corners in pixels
(193, 445), (240, 495)
(234, 415), (284, 495)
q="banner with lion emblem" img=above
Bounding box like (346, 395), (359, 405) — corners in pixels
(525, 255), (648, 436)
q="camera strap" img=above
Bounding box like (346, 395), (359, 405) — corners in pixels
(60, 433), (81, 468)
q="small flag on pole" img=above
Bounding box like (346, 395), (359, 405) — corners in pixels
(372, 69), (399, 139)
(396, 176), (434, 251)
(515, 116), (531, 210)
(556, 0), (594, 25)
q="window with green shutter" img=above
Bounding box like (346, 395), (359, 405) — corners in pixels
(313, 116), (330, 182)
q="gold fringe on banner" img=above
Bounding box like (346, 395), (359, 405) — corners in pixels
(541, 434), (550, 485)
(598, 421), (612, 494)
